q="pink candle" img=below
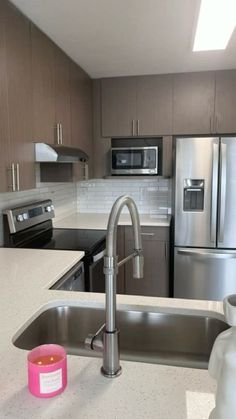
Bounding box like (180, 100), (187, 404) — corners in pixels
(27, 344), (67, 398)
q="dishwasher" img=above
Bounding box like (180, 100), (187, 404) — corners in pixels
(50, 261), (85, 291)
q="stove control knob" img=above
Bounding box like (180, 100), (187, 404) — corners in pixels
(16, 214), (24, 222)
(22, 212), (28, 220)
(45, 205), (52, 212)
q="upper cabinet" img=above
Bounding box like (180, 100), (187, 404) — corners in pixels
(215, 70), (236, 134)
(101, 77), (136, 137)
(1, 1), (35, 192)
(101, 75), (173, 137)
(54, 48), (71, 145)
(31, 25), (55, 144)
(136, 75), (172, 136)
(173, 71), (215, 135)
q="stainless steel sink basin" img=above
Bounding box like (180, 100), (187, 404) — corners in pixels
(13, 306), (228, 369)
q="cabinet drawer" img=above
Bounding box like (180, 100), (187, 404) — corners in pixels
(125, 226), (169, 242)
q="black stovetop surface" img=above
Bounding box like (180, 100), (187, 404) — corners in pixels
(44, 228), (106, 254)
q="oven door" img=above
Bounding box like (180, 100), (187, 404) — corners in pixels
(111, 147), (158, 175)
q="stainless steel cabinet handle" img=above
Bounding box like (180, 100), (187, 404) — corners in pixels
(56, 123), (60, 144)
(16, 163), (20, 191)
(137, 120), (140, 136)
(210, 116), (212, 133)
(132, 120), (135, 136)
(11, 163), (16, 192)
(93, 250), (105, 263)
(60, 123), (63, 144)
(210, 142), (218, 243)
(218, 142), (227, 243)
(141, 233), (154, 237)
(177, 249), (236, 259)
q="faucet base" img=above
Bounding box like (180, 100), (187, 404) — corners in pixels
(101, 366), (122, 378)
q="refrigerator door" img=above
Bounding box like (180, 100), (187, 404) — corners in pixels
(217, 137), (236, 248)
(174, 247), (236, 301)
(175, 137), (219, 247)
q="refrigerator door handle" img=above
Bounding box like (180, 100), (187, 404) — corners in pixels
(218, 142), (227, 243)
(177, 249), (236, 259)
(210, 142), (218, 243)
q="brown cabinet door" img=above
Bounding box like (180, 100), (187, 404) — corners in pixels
(173, 71), (215, 135)
(4, 1), (35, 191)
(215, 70), (236, 134)
(124, 226), (169, 297)
(31, 24), (55, 144)
(101, 77), (136, 137)
(0, 1), (10, 192)
(70, 61), (93, 179)
(54, 48), (71, 145)
(136, 75), (173, 135)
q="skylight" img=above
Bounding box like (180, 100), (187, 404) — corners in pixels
(193, 0), (236, 51)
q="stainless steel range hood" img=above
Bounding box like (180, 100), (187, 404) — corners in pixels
(35, 143), (89, 163)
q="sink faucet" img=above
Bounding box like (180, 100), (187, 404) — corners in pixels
(85, 195), (144, 378)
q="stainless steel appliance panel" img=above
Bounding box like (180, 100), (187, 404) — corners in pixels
(174, 247), (236, 300)
(217, 137), (236, 248)
(175, 137), (219, 247)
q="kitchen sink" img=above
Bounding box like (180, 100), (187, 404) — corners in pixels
(13, 305), (228, 369)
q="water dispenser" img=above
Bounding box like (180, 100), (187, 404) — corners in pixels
(183, 179), (204, 211)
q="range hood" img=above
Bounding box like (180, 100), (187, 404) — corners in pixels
(35, 143), (89, 163)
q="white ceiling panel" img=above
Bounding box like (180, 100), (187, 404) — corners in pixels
(10, 0), (236, 78)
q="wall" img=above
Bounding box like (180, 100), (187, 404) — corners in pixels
(76, 178), (172, 216)
(0, 182), (77, 246)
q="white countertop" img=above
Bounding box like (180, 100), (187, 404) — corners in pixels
(54, 212), (171, 229)
(0, 247), (224, 419)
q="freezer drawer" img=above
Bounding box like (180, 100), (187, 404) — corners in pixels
(174, 247), (236, 301)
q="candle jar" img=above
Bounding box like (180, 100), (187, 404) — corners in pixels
(27, 344), (67, 398)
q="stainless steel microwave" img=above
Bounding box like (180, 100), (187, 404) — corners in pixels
(111, 146), (158, 175)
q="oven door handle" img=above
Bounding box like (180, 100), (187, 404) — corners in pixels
(93, 250), (105, 263)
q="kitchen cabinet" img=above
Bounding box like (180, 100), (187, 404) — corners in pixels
(173, 71), (215, 135)
(54, 48), (71, 145)
(101, 77), (136, 137)
(124, 226), (169, 297)
(70, 61), (93, 180)
(101, 75), (172, 137)
(136, 75), (172, 135)
(31, 24), (55, 144)
(215, 70), (236, 134)
(0, 1), (10, 192)
(1, 1), (35, 191)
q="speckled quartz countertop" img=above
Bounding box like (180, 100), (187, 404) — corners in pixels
(0, 247), (224, 419)
(53, 212), (171, 229)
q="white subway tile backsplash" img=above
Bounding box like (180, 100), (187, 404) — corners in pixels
(76, 178), (172, 216)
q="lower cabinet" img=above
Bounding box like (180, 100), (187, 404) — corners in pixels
(117, 226), (170, 297)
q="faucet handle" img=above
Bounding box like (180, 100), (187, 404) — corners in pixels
(84, 323), (105, 352)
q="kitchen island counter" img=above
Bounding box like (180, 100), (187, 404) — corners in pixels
(0, 247), (223, 419)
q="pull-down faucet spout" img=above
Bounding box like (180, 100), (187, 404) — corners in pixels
(102, 195), (143, 377)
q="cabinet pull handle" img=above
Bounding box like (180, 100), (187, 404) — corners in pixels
(60, 123), (63, 144)
(210, 116), (212, 133)
(10, 163), (16, 192)
(16, 163), (20, 191)
(215, 115), (218, 133)
(56, 123), (60, 144)
(141, 232), (154, 237)
(132, 120), (135, 136)
(137, 119), (140, 136)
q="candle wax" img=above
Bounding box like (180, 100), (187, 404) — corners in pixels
(32, 354), (63, 365)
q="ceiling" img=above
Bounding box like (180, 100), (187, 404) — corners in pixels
(11, 0), (236, 78)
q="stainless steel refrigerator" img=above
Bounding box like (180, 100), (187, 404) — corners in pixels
(174, 136), (236, 301)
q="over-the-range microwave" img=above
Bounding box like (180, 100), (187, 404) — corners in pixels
(111, 146), (158, 175)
